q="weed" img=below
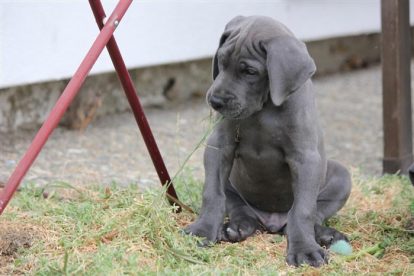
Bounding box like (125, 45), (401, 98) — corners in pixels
(0, 170), (413, 274)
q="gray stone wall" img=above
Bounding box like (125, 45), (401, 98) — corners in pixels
(0, 59), (213, 132)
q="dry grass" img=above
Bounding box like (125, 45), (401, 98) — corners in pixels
(0, 169), (413, 275)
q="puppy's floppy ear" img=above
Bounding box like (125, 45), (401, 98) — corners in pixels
(264, 36), (316, 106)
(212, 32), (230, 80)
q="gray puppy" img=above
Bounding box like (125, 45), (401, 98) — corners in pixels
(185, 15), (351, 267)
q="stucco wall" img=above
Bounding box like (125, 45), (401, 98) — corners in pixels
(2, 0), (414, 88)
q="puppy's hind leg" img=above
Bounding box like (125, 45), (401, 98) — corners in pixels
(222, 184), (262, 242)
(315, 160), (352, 247)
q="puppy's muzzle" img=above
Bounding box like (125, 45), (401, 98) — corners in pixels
(209, 95), (225, 110)
(209, 94), (233, 111)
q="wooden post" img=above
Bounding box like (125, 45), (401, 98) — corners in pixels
(381, 0), (413, 174)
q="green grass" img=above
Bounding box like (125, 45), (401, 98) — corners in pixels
(1, 170), (413, 275)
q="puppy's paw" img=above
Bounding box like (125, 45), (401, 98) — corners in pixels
(184, 219), (222, 246)
(314, 224), (348, 248)
(222, 216), (260, 242)
(286, 245), (328, 267)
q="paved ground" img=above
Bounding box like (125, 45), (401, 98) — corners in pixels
(0, 64), (403, 190)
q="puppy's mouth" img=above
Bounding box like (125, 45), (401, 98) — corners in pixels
(209, 102), (246, 119)
(218, 109), (244, 119)
(207, 94), (248, 119)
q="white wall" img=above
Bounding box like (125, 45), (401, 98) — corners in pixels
(1, 0), (414, 88)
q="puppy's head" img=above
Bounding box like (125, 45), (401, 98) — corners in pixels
(207, 16), (316, 119)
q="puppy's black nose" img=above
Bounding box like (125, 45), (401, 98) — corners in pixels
(209, 95), (225, 110)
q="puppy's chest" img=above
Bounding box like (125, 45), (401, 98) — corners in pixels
(234, 117), (285, 160)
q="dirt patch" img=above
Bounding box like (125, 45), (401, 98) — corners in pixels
(0, 224), (34, 269)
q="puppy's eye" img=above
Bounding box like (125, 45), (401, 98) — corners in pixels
(244, 67), (258, 75)
(239, 62), (258, 76)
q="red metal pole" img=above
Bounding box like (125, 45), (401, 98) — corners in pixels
(0, 0), (132, 215)
(88, 0), (187, 212)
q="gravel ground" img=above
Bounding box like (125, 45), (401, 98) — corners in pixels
(0, 64), (402, 189)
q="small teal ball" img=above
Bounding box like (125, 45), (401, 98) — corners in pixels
(330, 240), (353, 256)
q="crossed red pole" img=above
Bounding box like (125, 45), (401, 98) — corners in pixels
(0, 0), (190, 215)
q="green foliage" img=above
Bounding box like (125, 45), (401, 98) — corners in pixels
(1, 172), (414, 274)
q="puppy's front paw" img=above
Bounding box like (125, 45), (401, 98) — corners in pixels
(184, 219), (222, 246)
(286, 245), (328, 267)
(222, 216), (260, 242)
